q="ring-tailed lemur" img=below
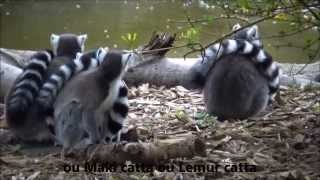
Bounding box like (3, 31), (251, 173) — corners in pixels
(203, 39), (281, 98)
(36, 48), (107, 113)
(192, 24), (264, 84)
(54, 50), (132, 152)
(5, 33), (87, 142)
(190, 24), (281, 120)
(203, 54), (270, 120)
(192, 24), (281, 97)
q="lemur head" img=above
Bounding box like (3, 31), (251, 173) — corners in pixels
(96, 49), (134, 81)
(232, 23), (262, 48)
(50, 33), (87, 58)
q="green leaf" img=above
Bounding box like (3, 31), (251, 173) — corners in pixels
(203, 15), (214, 22)
(127, 33), (132, 41)
(274, 13), (288, 21)
(194, 111), (217, 128)
(132, 33), (137, 41)
(121, 32), (138, 49)
(121, 35), (127, 42)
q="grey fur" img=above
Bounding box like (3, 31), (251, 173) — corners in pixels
(315, 74), (320, 82)
(189, 25), (281, 120)
(203, 54), (269, 120)
(190, 24), (264, 88)
(36, 48), (107, 111)
(55, 100), (100, 154)
(53, 51), (130, 151)
(51, 33), (87, 58)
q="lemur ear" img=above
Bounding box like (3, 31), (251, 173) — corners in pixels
(246, 25), (258, 38)
(77, 34), (88, 46)
(96, 47), (108, 64)
(232, 23), (241, 31)
(76, 52), (82, 59)
(50, 34), (60, 55)
(248, 25), (263, 47)
(50, 34), (60, 46)
(121, 52), (136, 69)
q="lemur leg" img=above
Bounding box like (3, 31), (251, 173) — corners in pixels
(55, 100), (86, 153)
(112, 131), (122, 143)
(82, 109), (101, 145)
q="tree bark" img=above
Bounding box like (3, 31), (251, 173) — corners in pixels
(0, 48), (36, 67)
(125, 57), (199, 88)
(0, 61), (22, 102)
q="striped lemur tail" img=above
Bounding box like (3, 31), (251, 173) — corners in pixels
(205, 39), (281, 98)
(5, 33), (87, 141)
(104, 80), (129, 143)
(92, 51), (132, 143)
(192, 24), (281, 99)
(36, 48), (108, 112)
(5, 51), (54, 126)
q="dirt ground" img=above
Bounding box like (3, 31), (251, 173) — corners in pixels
(0, 84), (319, 180)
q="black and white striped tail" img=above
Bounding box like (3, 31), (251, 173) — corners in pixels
(203, 39), (282, 99)
(6, 50), (53, 125)
(36, 48), (108, 111)
(105, 81), (129, 143)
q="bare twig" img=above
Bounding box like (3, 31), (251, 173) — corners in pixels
(176, 13), (280, 61)
(168, 15), (249, 24)
(182, 43), (206, 60)
(203, 13), (279, 50)
(298, 0), (320, 21)
(263, 26), (314, 39)
(140, 32), (176, 56)
(296, 32), (320, 75)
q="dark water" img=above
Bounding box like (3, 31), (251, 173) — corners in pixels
(0, 0), (318, 63)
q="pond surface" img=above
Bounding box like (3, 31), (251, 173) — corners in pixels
(0, 0), (318, 63)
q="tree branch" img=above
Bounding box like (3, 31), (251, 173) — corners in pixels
(298, 0), (320, 21)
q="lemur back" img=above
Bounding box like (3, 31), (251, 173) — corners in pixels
(5, 33), (87, 142)
(54, 50), (131, 151)
(190, 24), (281, 119)
(204, 54), (269, 119)
(191, 24), (265, 87)
(36, 48), (107, 112)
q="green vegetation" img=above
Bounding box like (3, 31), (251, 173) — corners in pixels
(202, 0), (319, 62)
(1, 0), (318, 62)
(179, 27), (201, 45)
(194, 111), (217, 128)
(121, 32), (138, 49)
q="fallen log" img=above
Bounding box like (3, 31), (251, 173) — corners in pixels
(0, 48), (36, 67)
(0, 62), (22, 102)
(76, 134), (206, 165)
(1, 48), (319, 101)
(125, 57), (320, 88)
(0, 128), (206, 165)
